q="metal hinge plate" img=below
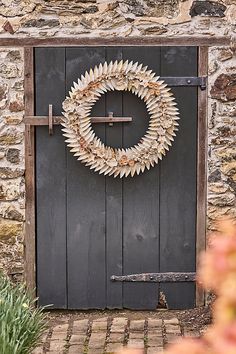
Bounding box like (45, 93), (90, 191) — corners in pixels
(160, 76), (207, 90)
(111, 272), (196, 283)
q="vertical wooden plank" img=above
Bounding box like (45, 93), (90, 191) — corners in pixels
(106, 47), (123, 308)
(24, 47), (36, 295)
(160, 47), (198, 309)
(122, 47), (161, 309)
(196, 47), (208, 306)
(66, 47), (106, 309)
(35, 48), (67, 308)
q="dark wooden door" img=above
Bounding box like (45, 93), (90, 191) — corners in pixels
(35, 47), (197, 310)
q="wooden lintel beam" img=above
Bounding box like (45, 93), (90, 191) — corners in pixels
(0, 36), (231, 47)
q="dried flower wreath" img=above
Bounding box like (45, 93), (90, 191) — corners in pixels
(62, 60), (179, 178)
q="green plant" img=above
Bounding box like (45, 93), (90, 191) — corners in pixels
(0, 273), (47, 354)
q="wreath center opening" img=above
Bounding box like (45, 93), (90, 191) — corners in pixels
(91, 91), (149, 150)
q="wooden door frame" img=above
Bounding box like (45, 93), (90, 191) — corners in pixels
(24, 43), (208, 306)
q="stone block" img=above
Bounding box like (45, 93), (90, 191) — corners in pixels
(73, 319), (89, 333)
(163, 318), (179, 325)
(68, 345), (84, 354)
(0, 167), (24, 179)
(129, 320), (145, 332)
(190, 1), (226, 17)
(69, 334), (86, 345)
(127, 339), (144, 349)
(211, 74), (236, 102)
(92, 319), (108, 331)
(108, 332), (125, 343)
(0, 205), (24, 222)
(0, 63), (18, 78)
(0, 131), (23, 145)
(6, 148), (20, 164)
(112, 317), (128, 326)
(147, 347), (163, 353)
(166, 333), (181, 344)
(4, 115), (23, 125)
(9, 100), (24, 112)
(147, 335), (163, 347)
(88, 332), (106, 349)
(0, 220), (23, 241)
(148, 319), (163, 329)
(106, 342), (123, 353)
(49, 339), (67, 352)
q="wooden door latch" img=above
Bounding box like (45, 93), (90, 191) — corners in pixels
(24, 106), (132, 134)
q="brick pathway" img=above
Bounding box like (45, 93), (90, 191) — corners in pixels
(32, 316), (200, 354)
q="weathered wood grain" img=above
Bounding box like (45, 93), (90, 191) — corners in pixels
(35, 48), (68, 308)
(159, 46), (197, 309)
(0, 36), (230, 47)
(196, 47), (208, 306)
(24, 47), (36, 296)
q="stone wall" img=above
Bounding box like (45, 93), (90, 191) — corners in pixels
(0, 48), (25, 280)
(0, 0), (235, 280)
(208, 46), (236, 231)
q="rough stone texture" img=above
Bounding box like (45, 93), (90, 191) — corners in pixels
(0, 0), (235, 283)
(210, 73), (236, 101)
(0, 48), (24, 279)
(190, 1), (227, 17)
(208, 45), (236, 231)
(6, 148), (21, 164)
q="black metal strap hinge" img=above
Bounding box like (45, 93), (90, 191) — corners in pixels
(111, 272), (196, 283)
(160, 76), (207, 90)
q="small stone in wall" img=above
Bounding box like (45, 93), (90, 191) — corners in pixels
(0, 150), (5, 159)
(12, 81), (24, 91)
(0, 131), (23, 145)
(0, 180), (21, 201)
(23, 18), (60, 28)
(0, 220), (23, 242)
(1, 206), (24, 222)
(118, 0), (180, 18)
(141, 25), (168, 35)
(0, 1), (36, 17)
(221, 161), (236, 179)
(208, 192), (235, 206)
(218, 48), (233, 61)
(0, 84), (8, 110)
(3, 21), (14, 35)
(83, 5), (98, 13)
(209, 182), (229, 194)
(190, 1), (226, 17)
(208, 169), (221, 182)
(216, 147), (236, 162)
(0, 84), (8, 101)
(211, 74), (236, 101)
(6, 148), (20, 164)
(0, 167), (24, 179)
(0, 63), (18, 79)
(9, 100), (24, 113)
(217, 125), (234, 138)
(208, 60), (219, 75)
(4, 115), (23, 125)
(6, 50), (22, 62)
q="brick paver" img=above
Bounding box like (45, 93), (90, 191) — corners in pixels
(31, 315), (200, 354)
(164, 318), (181, 346)
(48, 323), (69, 353)
(129, 319), (145, 332)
